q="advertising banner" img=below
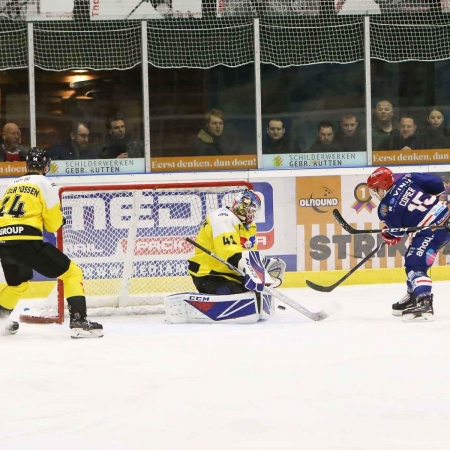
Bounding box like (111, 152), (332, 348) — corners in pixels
(296, 173), (406, 272)
(89, 0), (202, 20)
(336, 0), (444, 15)
(251, 178), (297, 271)
(48, 158), (145, 176)
(2, 0), (445, 21)
(3, 0), (76, 21)
(0, 162), (27, 177)
(372, 149), (450, 166)
(151, 155), (257, 172)
(296, 170), (450, 272)
(58, 182), (275, 282)
(262, 152), (367, 169)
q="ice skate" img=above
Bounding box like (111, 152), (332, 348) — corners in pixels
(70, 313), (103, 339)
(1, 320), (19, 335)
(0, 305), (19, 335)
(392, 292), (416, 316)
(401, 293), (434, 321)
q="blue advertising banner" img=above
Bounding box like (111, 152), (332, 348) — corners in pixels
(262, 152), (367, 169)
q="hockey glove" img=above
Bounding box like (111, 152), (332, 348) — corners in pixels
(238, 250), (265, 292)
(381, 227), (402, 246)
(58, 216), (67, 230)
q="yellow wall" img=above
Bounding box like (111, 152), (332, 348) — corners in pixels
(11, 265), (450, 299)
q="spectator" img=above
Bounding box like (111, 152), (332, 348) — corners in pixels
(191, 109), (242, 156)
(48, 122), (99, 160)
(372, 100), (395, 150)
(421, 108), (450, 150)
(0, 123), (28, 162)
(262, 118), (294, 154)
(378, 115), (424, 151)
(306, 120), (342, 153)
(335, 113), (366, 152)
(99, 117), (144, 159)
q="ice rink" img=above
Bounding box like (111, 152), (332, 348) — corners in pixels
(2, 281), (450, 450)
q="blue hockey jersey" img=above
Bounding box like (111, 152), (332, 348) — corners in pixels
(378, 173), (450, 237)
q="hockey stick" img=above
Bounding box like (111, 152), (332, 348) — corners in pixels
(125, 0), (147, 19)
(305, 242), (385, 293)
(333, 209), (445, 235)
(185, 237), (337, 321)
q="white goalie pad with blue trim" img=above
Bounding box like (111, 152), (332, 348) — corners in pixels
(164, 291), (274, 324)
(259, 292), (275, 321)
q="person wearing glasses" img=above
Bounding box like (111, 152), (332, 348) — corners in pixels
(48, 121), (99, 160)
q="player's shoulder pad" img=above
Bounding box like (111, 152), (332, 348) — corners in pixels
(210, 207), (234, 219)
(209, 206), (241, 227)
(27, 174), (53, 188)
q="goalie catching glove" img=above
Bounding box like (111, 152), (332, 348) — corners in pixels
(238, 251), (286, 292)
(264, 257), (286, 288)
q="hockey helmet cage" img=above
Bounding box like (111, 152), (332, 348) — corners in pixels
(367, 167), (394, 191)
(232, 189), (261, 224)
(26, 147), (51, 173)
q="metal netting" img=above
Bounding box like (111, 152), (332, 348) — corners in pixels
(0, 1), (450, 71)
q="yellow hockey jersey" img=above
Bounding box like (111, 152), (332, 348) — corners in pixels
(0, 174), (64, 241)
(188, 206), (258, 281)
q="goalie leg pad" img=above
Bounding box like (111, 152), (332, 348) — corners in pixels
(258, 292), (275, 320)
(164, 292), (261, 324)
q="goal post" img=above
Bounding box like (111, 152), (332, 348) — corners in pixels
(20, 180), (253, 324)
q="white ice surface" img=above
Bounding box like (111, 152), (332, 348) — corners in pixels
(2, 282), (450, 450)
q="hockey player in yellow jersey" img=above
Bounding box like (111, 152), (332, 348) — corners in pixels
(0, 148), (103, 338)
(188, 189), (285, 296)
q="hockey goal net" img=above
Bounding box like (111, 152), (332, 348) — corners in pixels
(20, 180), (252, 324)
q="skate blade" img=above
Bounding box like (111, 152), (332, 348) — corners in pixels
(2, 329), (18, 336)
(392, 310), (403, 317)
(70, 328), (104, 339)
(401, 312), (434, 322)
(2, 324), (19, 336)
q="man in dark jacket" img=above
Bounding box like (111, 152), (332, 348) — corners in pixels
(378, 115), (424, 151)
(306, 120), (343, 153)
(191, 109), (242, 156)
(263, 118), (294, 154)
(335, 113), (366, 152)
(100, 117), (144, 159)
(49, 122), (99, 160)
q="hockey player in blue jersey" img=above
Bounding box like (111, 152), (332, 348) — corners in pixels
(367, 167), (450, 320)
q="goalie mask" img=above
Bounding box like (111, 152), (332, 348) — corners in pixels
(232, 189), (261, 225)
(26, 147), (51, 175)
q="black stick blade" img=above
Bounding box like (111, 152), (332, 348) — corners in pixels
(306, 279), (338, 293)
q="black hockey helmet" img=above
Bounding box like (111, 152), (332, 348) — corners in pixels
(26, 147), (51, 174)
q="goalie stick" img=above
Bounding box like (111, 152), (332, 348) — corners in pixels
(185, 237), (337, 322)
(306, 242), (385, 293)
(332, 209), (446, 235)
